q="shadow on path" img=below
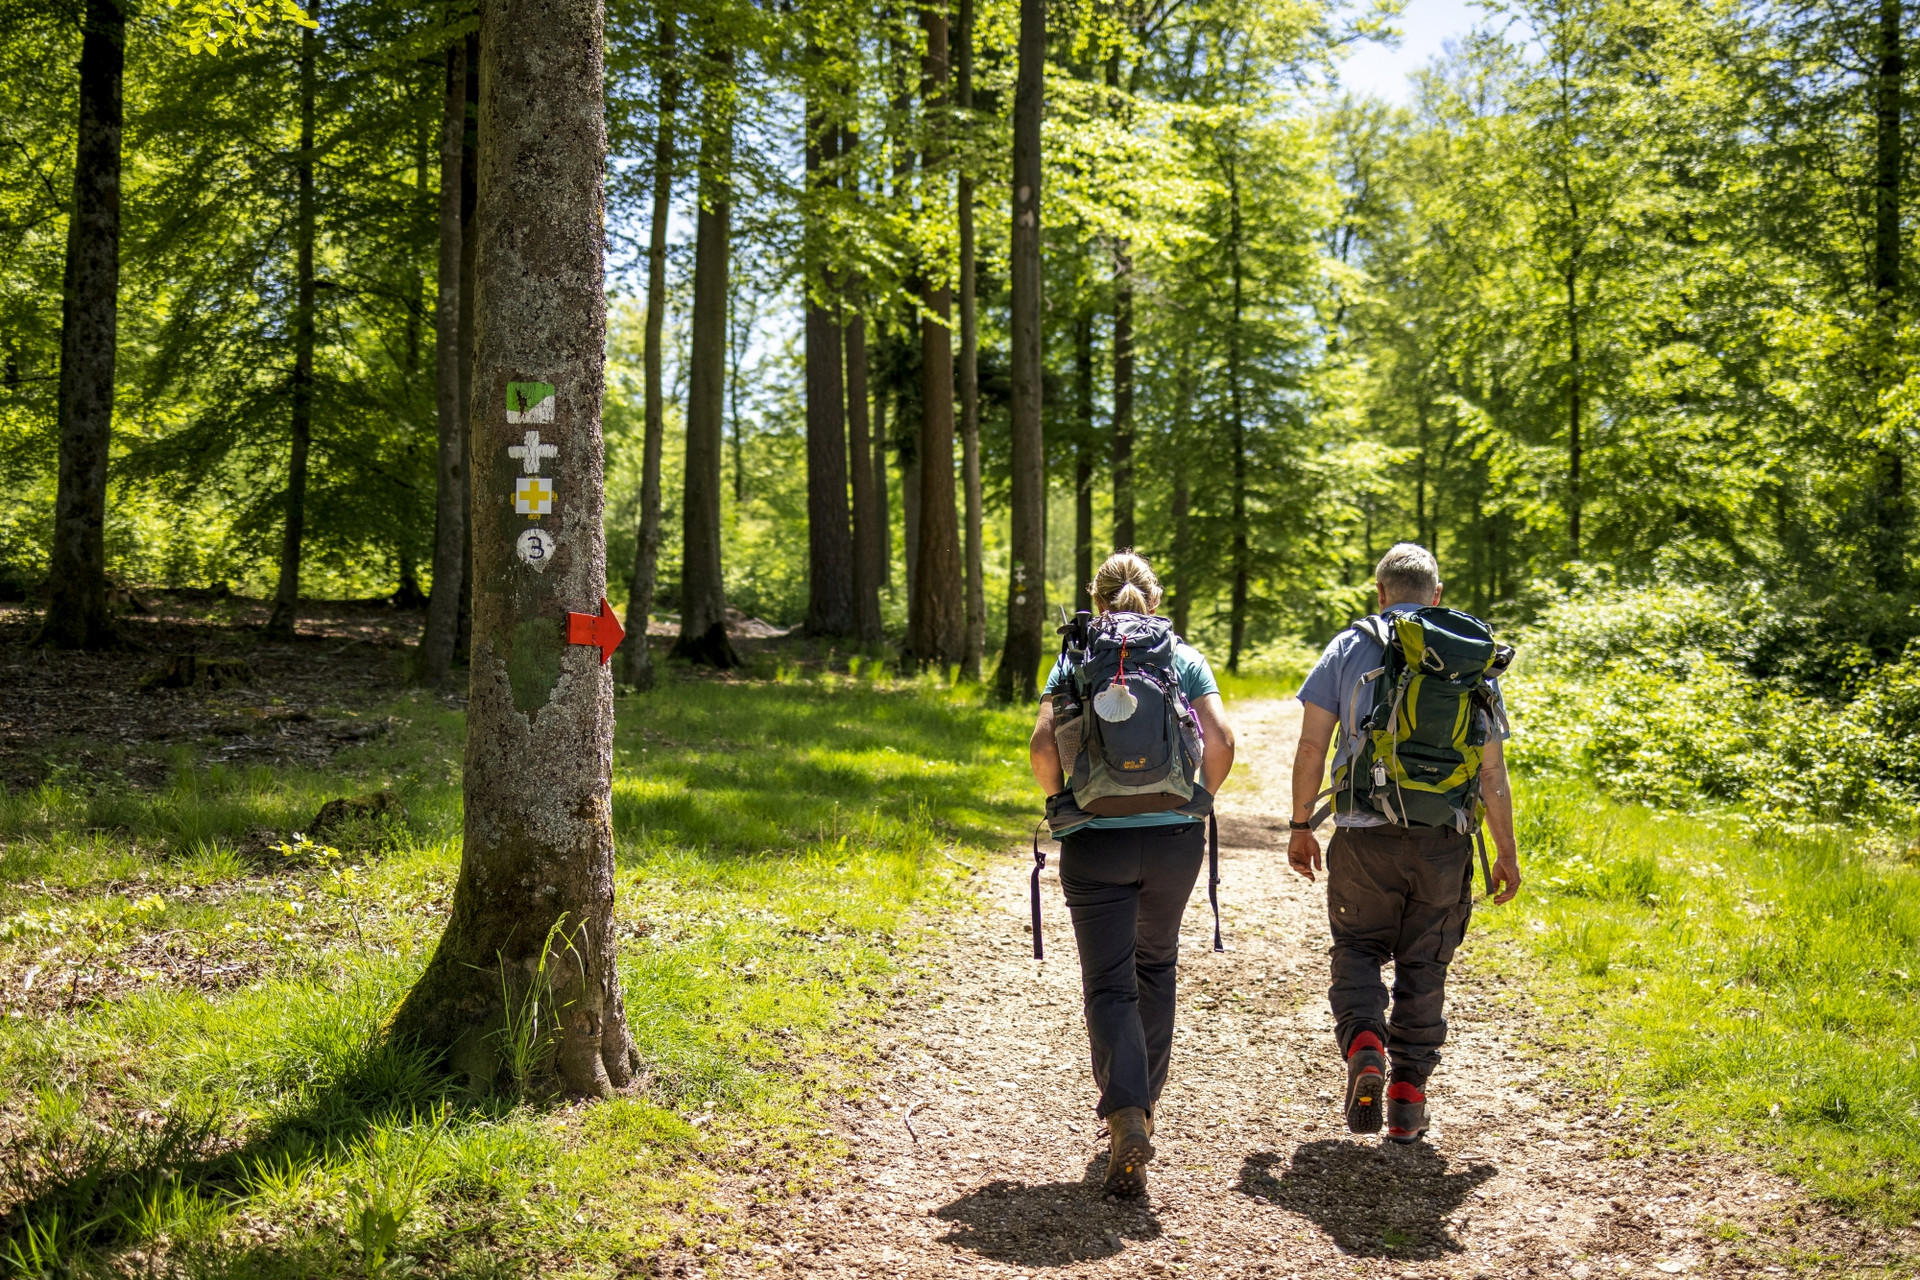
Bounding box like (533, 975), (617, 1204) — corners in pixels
(1239, 1140), (1496, 1259)
(936, 1157), (1164, 1267)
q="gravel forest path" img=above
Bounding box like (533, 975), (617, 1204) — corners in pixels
(719, 699), (1903, 1280)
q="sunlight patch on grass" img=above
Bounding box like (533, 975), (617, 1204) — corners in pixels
(0, 670), (1035, 1275)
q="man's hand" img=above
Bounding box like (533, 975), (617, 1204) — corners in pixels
(1287, 827), (1323, 882)
(1489, 851), (1521, 904)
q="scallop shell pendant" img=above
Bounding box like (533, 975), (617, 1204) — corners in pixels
(1093, 681), (1139, 722)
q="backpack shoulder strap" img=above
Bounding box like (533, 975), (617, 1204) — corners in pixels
(1350, 614), (1394, 654)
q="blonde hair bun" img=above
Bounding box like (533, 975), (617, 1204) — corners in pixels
(1091, 550), (1161, 615)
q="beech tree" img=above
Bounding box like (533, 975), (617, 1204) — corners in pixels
(672, 39), (739, 668)
(388, 0), (637, 1096)
(995, 0), (1045, 701)
(419, 38), (467, 685)
(39, 0), (124, 651)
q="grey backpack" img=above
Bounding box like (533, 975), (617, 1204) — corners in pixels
(1050, 612), (1207, 818)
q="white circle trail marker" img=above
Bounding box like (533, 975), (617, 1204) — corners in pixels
(516, 527), (556, 571)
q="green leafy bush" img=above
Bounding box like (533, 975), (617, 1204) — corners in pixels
(1506, 584), (1920, 827)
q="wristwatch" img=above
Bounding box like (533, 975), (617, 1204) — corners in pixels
(1287, 819), (1314, 831)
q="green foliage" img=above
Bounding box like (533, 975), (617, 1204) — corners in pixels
(1504, 583), (1920, 827)
(1491, 778), (1920, 1224)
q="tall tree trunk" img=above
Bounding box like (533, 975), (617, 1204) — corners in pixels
(455, 31), (479, 664)
(420, 39), (467, 684)
(956, 0), (984, 679)
(846, 312), (884, 642)
(40, 0), (123, 651)
(900, 404), (920, 606)
(804, 92), (855, 636)
(1565, 263), (1581, 563)
(622, 19), (677, 689)
(1169, 354), (1193, 638)
(906, 3), (964, 671)
(673, 47), (738, 668)
(268, 5), (321, 641)
(1105, 59), (1134, 556)
(1226, 157), (1248, 674)
(1073, 310), (1094, 615)
(1415, 398), (1430, 551)
(1873, 0), (1906, 590)
(873, 388), (892, 588)
(995, 0), (1045, 701)
(1111, 246), (1134, 553)
(387, 0), (635, 1098)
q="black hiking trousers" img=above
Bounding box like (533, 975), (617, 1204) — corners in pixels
(1326, 822), (1475, 1087)
(1059, 821), (1206, 1119)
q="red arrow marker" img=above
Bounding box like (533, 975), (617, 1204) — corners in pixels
(565, 597), (625, 665)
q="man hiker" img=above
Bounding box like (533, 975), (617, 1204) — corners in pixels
(1286, 543), (1521, 1142)
(1029, 551), (1236, 1196)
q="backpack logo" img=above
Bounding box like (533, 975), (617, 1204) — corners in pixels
(1121, 756), (1147, 770)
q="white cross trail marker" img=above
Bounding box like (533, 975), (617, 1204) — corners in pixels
(508, 430), (559, 475)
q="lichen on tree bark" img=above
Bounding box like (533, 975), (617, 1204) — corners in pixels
(386, 0), (635, 1098)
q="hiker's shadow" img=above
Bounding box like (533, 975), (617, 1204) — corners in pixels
(1241, 1141), (1494, 1259)
(935, 1156), (1162, 1267)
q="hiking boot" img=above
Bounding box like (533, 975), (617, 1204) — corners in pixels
(1343, 1030), (1386, 1135)
(1386, 1081), (1429, 1144)
(1102, 1107), (1155, 1197)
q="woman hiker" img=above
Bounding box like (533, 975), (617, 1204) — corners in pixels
(1027, 551), (1237, 1197)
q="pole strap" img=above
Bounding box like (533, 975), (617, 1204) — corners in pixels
(1209, 811), (1224, 953)
(1031, 821), (1048, 960)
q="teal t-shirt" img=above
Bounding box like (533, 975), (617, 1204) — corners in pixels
(1042, 638), (1220, 835)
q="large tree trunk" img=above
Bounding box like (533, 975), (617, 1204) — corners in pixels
(1226, 158), (1248, 674)
(804, 94), (855, 636)
(622, 19), (677, 690)
(846, 312), (884, 642)
(1873, 0), (1906, 590)
(673, 48), (738, 668)
(956, 0), (984, 680)
(387, 0), (634, 1098)
(455, 31), (479, 665)
(907, 3), (964, 672)
(995, 0), (1045, 702)
(1073, 310), (1094, 615)
(420, 40), (467, 684)
(40, 0), (123, 651)
(267, 5), (321, 641)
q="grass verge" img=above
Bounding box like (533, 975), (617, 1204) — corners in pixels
(0, 665), (1035, 1278)
(1487, 777), (1920, 1228)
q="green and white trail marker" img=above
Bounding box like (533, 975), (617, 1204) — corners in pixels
(506, 381), (555, 424)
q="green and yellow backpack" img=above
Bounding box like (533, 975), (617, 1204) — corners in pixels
(1314, 607), (1514, 832)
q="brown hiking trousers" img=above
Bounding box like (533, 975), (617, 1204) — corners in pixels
(1325, 822), (1475, 1086)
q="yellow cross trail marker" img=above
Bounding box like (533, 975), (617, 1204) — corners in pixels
(515, 476), (554, 517)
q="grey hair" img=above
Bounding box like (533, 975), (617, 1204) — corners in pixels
(1375, 542), (1441, 606)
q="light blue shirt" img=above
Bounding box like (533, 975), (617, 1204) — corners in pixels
(1044, 634), (1219, 835)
